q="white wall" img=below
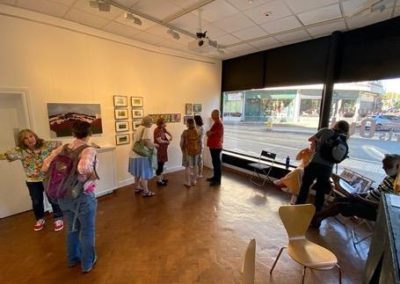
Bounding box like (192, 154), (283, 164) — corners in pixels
(0, 8), (221, 188)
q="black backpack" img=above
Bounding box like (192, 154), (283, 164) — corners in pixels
(319, 132), (349, 163)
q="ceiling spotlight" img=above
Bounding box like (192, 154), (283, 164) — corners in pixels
(167, 29), (180, 40)
(89, 0), (111, 12)
(125, 12), (142, 26)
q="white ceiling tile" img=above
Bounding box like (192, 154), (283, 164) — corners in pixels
(395, 6), (400, 17)
(307, 20), (346, 37)
(249, 36), (280, 49)
(0, 0), (17, 4)
(215, 33), (241, 45)
(226, 0), (270, 11)
(65, 8), (111, 28)
(346, 9), (392, 29)
(103, 21), (142, 39)
(284, 0), (338, 13)
(232, 25), (268, 41)
(170, 0), (201, 8)
(49, 0), (76, 5)
(212, 12), (255, 33)
(200, 0), (238, 22)
(261, 15), (301, 34)
(225, 43), (256, 54)
(72, 0), (124, 20)
(132, 0), (181, 20)
(243, 0), (292, 24)
(203, 23), (227, 38)
(17, 0), (69, 18)
(130, 31), (163, 45)
(274, 29), (311, 44)
(145, 25), (171, 38)
(170, 12), (203, 33)
(113, 0), (140, 9)
(298, 3), (342, 25)
(341, 0), (394, 18)
(114, 12), (157, 31)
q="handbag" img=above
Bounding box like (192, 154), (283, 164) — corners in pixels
(133, 128), (153, 157)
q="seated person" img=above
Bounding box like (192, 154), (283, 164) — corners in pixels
(311, 154), (400, 228)
(274, 142), (315, 204)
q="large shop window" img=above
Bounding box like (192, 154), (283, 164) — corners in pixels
(222, 79), (400, 185)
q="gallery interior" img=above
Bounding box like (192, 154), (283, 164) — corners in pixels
(1, 0), (400, 283)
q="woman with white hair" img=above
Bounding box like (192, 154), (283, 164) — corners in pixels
(129, 116), (156, 197)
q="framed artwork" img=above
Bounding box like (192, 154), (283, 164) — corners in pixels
(185, 103), (193, 115)
(132, 109), (144, 119)
(131, 97), (143, 107)
(193, 103), (202, 113)
(47, 103), (103, 137)
(340, 168), (373, 194)
(115, 134), (130, 145)
(114, 109), (129, 120)
(132, 119), (142, 130)
(115, 121), (129, 132)
(113, 96), (128, 107)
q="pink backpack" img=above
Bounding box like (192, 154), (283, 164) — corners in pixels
(45, 144), (89, 200)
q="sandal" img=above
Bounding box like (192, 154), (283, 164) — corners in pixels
(135, 188), (144, 193)
(142, 191), (156, 197)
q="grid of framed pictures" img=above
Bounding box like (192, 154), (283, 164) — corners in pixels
(113, 95), (129, 146)
(185, 103), (202, 115)
(131, 97), (144, 120)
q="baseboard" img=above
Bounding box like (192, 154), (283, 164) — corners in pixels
(118, 177), (135, 188)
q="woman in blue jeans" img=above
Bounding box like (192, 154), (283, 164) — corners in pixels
(43, 121), (98, 273)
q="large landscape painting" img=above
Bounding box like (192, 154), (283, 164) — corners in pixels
(47, 103), (103, 137)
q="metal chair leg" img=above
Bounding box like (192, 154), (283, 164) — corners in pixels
(336, 263), (342, 284)
(269, 247), (286, 274)
(302, 266), (306, 284)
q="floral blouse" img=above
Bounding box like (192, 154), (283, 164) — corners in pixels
(0, 141), (61, 182)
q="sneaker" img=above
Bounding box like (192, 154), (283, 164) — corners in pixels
(82, 255), (97, 273)
(54, 219), (64, 232)
(33, 219), (45, 231)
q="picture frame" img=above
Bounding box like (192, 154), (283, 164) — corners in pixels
(193, 103), (202, 113)
(132, 119), (142, 130)
(132, 109), (144, 119)
(114, 109), (129, 120)
(185, 103), (193, 115)
(340, 168), (373, 194)
(113, 96), (128, 107)
(115, 121), (129, 132)
(131, 96), (143, 108)
(115, 134), (130, 145)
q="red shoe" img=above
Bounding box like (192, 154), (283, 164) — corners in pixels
(33, 219), (45, 231)
(54, 220), (64, 232)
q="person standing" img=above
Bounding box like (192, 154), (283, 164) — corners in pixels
(42, 121), (98, 273)
(206, 109), (224, 186)
(180, 118), (200, 187)
(0, 129), (63, 232)
(296, 120), (350, 211)
(194, 115), (205, 178)
(153, 118), (172, 186)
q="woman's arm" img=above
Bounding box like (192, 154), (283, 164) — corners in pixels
(1, 147), (23, 162)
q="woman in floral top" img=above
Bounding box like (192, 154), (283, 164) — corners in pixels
(0, 129), (63, 232)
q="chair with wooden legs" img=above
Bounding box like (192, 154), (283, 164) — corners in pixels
(270, 204), (342, 284)
(242, 239), (256, 284)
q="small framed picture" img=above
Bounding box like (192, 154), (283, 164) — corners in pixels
(115, 109), (129, 120)
(132, 109), (144, 119)
(113, 96), (128, 107)
(193, 103), (202, 113)
(132, 119), (142, 130)
(115, 121), (129, 132)
(131, 97), (143, 108)
(115, 134), (130, 145)
(185, 103), (193, 115)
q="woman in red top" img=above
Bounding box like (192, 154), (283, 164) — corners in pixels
(206, 109), (224, 186)
(153, 118), (172, 186)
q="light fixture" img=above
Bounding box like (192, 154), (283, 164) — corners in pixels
(167, 29), (180, 40)
(125, 12), (142, 25)
(89, 0), (111, 12)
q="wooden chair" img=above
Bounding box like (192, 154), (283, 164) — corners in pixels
(249, 150), (276, 186)
(242, 239), (256, 284)
(270, 204), (342, 284)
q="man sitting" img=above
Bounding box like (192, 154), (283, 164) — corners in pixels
(311, 154), (400, 228)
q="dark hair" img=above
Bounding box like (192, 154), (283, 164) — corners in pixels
(194, 115), (203, 126)
(72, 121), (92, 139)
(17, 129), (44, 149)
(156, 118), (165, 127)
(186, 118), (195, 128)
(334, 120), (350, 137)
(383, 154), (400, 165)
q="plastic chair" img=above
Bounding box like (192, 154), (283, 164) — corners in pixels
(270, 204), (342, 284)
(249, 150), (276, 186)
(242, 238), (256, 284)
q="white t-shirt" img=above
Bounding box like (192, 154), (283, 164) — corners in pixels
(130, 125), (153, 158)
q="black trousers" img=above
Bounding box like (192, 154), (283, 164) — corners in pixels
(156, 162), (165, 176)
(296, 162), (333, 211)
(26, 181), (63, 220)
(209, 148), (222, 182)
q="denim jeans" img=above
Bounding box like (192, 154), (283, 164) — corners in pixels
(26, 181), (63, 220)
(209, 148), (222, 182)
(58, 192), (97, 271)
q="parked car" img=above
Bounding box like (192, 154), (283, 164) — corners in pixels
(365, 115), (400, 131)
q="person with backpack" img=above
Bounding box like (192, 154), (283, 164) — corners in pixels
(194, 115), (205, 178)
(180, 118), (200, 187)
(153, 118), (172, 186)
(296, 120), (350, 211)
(42, 121), (98, 273)
(0, 129), (63, 232)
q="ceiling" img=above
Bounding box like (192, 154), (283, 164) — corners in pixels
(0, 0), (399, 60)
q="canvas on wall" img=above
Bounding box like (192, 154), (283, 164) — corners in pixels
(47, 103), (103, 137)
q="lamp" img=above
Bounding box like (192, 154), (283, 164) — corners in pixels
(125, 12), (142, 25)
(167, 29), (180, 40)
(89, 0), (111, 12)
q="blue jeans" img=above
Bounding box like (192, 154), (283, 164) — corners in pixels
(58, 192), (97, 271)
(26, 181), (63, 220)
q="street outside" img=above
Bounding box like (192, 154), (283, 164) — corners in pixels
(224, 122), (400, 184)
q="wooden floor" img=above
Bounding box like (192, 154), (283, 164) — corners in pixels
(0, 168), (370, 284)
